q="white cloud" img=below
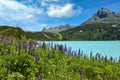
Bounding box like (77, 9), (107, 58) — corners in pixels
(0, 0), (43, 21)
(47, 3), (82, 18)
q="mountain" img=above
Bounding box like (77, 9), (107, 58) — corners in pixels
(1, 8), (120, 41)
(27, 8), (120, 41)
(60, 8), (120, 40)
(30, 24), (73, 40)
(42, 24), (73, 32)
(82, 8), (120, 25)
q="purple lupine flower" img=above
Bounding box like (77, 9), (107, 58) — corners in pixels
(81, 51), (83, 57)
(58, 44), (64, 52)
(95, 53), (98, 60)
(78, 48), (81, 56)
(67, 47), (72, 55)
(98, 53), (101, 60)
(29, 40), (34, 55)
(1, 35), (5, 41)
(110, 56), (113, 62)
(29, 40), (33, 49)
(64, 45), (67, 52)
(80, 68), (83, 79)
(35, 55), (40, 63)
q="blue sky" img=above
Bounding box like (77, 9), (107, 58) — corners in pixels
(0, 0), (120, 31)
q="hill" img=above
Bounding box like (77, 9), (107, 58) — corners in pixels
(0, 26), (28, 39)
(26, 31), (62, 41)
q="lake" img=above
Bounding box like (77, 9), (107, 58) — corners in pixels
(39, 41), (120, 59)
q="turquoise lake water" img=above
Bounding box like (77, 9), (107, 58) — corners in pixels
(40, 41), (120, 59)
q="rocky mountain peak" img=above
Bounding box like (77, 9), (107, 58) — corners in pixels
(82, 8), (120, 25)
(94, 8), (114, 19)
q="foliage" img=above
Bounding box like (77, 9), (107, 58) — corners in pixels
(61, 23), (120, 40)
(0, 35), (120, 80)
(26, 32), (62, 41)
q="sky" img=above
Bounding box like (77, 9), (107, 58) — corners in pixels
(0, 0), (120, 31)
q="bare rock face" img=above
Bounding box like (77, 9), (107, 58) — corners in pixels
(95, 8), (113, 18)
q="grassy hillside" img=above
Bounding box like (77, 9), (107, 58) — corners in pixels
(60, 23), (120, 40)
(0, 26), (28, 39)
(26, 32), (62, 41)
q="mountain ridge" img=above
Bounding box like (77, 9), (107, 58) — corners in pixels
(42, 24), (73, 32)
